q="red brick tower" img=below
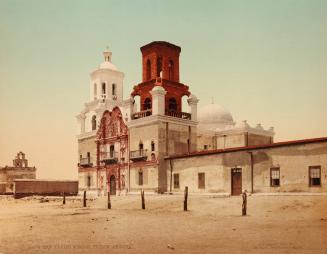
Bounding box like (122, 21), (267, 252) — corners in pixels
(131, 41), (190, 114)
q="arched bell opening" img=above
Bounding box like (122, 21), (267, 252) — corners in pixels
(143, 97), (152, 110)
(168, 98), (177, 112)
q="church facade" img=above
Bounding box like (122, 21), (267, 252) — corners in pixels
(76, 41), (327, 195)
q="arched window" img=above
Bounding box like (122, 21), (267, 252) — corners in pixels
(110, 145), (114, 158)
(157, 57), (162, 77)
(94, 83), (97, 99)
(112, 84), (116, 96)
(102, 83), (106, 94)
(143, 98), (152, 110)
(168, 98), (177, 112)
(87, 175), (91, 187)
(139, 141), (144, 150)
(138, 170), (143, 186)
(91, 115), (97, 130)
(146, 59), (151, 80)
(168, 60), (174, 80)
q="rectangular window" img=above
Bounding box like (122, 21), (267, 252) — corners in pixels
(138, 171), (143, 186)
(198, 172), (205, 189)
(87, 175), (91, 187)
(204, 145), (208, 150)
(87, 152), (90, 163)
(270, 167), (280, 187)
(309, 166), (321, 186)
(173, 174), (180, 189)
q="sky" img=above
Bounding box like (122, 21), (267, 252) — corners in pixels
(0, 0), (327, 179)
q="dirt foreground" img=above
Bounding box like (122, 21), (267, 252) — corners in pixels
(0, 194), (326, 254)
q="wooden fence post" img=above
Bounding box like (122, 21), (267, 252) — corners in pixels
(83, 190), (86, 207)
(62, 192), (66, 205)
(107, 192), (111, 209)
(184, 186), (188, 211)
(141, 189), (145, 209)
(242, 191), (247, 216)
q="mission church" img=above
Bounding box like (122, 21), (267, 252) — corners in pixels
(77, 41), (327, 196)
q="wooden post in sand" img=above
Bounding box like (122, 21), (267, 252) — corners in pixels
(141, 189), (145, 209)
(83, 190), (86, 207)
(62, 192), (66, 205)
(242, 191), (247, 216)
(107, 192), (111, 209)
(184, 186), (188, 211)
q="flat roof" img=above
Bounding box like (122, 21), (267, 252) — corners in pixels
(165, 137), (327, 160)
(140, 41), (181, 52)
(14, 179), (78, 182)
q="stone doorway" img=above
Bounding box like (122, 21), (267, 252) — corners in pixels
(110, 175), (116, 195)
(231, 168), (242, 195)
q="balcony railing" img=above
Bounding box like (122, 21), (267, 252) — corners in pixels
(130, 149), (148, 162)
(131, 109), (191, 120)
(132, 109), (152, 120)
(79, 157), (93, 167)
(165, 110), (191, 120)
(100, 152), (119, 165)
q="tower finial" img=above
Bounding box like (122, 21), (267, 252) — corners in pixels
(103, 46), (112, 62)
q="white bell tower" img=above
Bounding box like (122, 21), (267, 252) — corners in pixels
(90, 47), (124, 104)
(77, 47), (125, 136)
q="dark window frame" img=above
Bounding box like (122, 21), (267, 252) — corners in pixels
(91, 115), (97, 130)
(110, 145), (115, 158)
(102, 82), (106, 94)
(198, 172), (205, 189)
(139, 142), (144, 151)
(87, 175), (91, 187)
(112, 83), (116, 96)
(309, 166), (321, 187)
(270, 167), (280, 187)
(173, 173), (180, 189)
(87, 152), (90, 163)
(151, 141), (155, 152)
(138, 170), (143, 186)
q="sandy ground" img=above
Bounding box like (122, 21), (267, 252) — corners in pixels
(0, 194), (326, 254)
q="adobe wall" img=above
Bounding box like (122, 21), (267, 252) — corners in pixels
(129, 165), (159, 192)
(14, 180), (78, 198)
(166, 141), (327, 193)
(197, 133), (216, 151)
(248, 133), (272, 146)
(0, 167), (36, 193)
(78, 169), (97, 191)
(252, 142), (327, 193)
(166, 152), (251, 193)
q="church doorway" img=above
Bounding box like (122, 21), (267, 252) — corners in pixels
(109, 175), (116, 195)
(231, 168), (242, 195)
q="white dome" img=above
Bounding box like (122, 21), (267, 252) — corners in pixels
(99, 61), (118, 71)
(198, 103), (234, 125)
